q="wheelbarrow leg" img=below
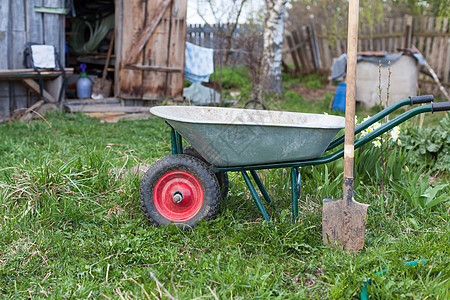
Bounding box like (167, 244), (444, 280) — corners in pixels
(170, 127), (183, 155)
(250, 170), (277, 212)
(291, 167), (301, 223)
(241, 171), (270, 221)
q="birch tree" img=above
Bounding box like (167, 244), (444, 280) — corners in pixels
(258, 0), (288, 98)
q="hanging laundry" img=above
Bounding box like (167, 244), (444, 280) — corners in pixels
(184, 42), (214, 82)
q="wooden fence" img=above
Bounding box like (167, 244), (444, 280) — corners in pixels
(186, 24), (262, 65)
(286, 16), (450, 95)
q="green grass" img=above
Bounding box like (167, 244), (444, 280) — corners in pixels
(0, 104), (448, 298)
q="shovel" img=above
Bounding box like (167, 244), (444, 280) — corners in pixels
(322, 0), (369, 251)
(92, 34), (114, 99)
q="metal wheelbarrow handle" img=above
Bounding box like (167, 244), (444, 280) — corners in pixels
(410, 94), (434, 104)
(432, 101), (450, 112)
(326, 94), (434, 151)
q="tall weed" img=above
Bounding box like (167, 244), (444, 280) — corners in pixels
(400, 114), (450, 172)
(390, 170), (449, 211)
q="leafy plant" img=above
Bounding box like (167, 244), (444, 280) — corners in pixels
(355, 145), (408, 187)
(211, 66), (250, 89)
(390, 170), (449, 210)
(400, 114), (450, 172)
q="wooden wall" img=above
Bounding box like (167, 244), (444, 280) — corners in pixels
(0, 0), (65, 120)
(117, 0), (187, 103)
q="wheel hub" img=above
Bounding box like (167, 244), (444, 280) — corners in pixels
(153, 171), (204, 222)
(172, 191), (184, 203)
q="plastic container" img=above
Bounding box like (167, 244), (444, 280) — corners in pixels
(332, 82), (346, 112)
(77, 63), (92, 99)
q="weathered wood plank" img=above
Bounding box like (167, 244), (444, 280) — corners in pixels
(119, 0), (146, 99)
(0, 82), (10, 118)
(125, 0), (172, 65)
(114, 0), (123, 98)
(423, 17), (435, 93)
(22, 78), (57, 102)
(388, 18), (394, 52)
(319, 24), (331, 68)
(291, 30), (310, 73)
(304, 28), (316, 70)
(334, 24), (343, 56)
(361, 24), (368, 51)
(0, 68), (73, 80)
(0, 1), (10, 69)
(65, 105), (150, 113)
(0, 0), (10, 118)
(142, 0), (172, 100)
(367, 25), (372, 50)
(379, 21), (385, 51)
(411, 17), (418, 48)
(286, 35), (300, 73)
(43, 0), (65, 64)
(26, 0), (45, 107)
(403, 15), (413, 48)
(417, 17), (427, 52)
(65, 98), (120, 106)
(425, 17), (435, 61)
(436, 18), (447, 78)
(444, 34), (450, 84)
(395, 17), (402, 50)
(10, 1), (28, 111)
(166, 0), (187, 100)
(430, 18), (440, 69)
(10, 0), (26, 69)
(27, 0), (44, 43)
(124, 65), (182, 72)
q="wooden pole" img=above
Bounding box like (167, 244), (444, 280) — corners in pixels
(343, 0), (359, 183)
(341, 0), (360, 250)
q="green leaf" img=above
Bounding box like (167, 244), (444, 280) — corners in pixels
(426, 143), (441, 153)
(424, 195), (449, 209)
(421, 184), (448, 201)
(390, 180), (411, 200)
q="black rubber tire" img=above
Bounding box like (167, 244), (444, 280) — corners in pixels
(183, 146), (229, 198)
(139, 154), (221, 227)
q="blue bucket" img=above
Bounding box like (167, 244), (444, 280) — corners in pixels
(332, 82), (346, 112)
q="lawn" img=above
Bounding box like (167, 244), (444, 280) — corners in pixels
(0, 84), (449, 298)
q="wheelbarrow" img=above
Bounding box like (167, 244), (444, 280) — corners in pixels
(139, 95), (449, 227)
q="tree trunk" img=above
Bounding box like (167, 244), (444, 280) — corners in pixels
(258, 0), (287, 99)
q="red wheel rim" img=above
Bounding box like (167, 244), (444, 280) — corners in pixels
(153, 171), (204, 222)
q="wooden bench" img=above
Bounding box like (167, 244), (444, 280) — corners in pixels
(0, 68), (74, 103)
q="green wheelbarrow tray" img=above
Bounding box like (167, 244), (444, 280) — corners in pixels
(142, 95), (449, 225)
(150, 106), (346, 167)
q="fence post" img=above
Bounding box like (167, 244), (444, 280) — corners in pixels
(306, 26), (317, 71)
(403, 15), (413, 49)
(292, 29), (311, 73)
(286, 35), (301, 73)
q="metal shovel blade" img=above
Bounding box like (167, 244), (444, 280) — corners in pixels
(322, 198), (369, 250)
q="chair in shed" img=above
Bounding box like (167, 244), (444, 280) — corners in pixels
(23, 43), (66, 104)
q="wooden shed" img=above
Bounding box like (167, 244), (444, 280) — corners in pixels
(0, 0), (187, 121)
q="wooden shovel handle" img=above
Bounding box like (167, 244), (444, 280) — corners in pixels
(343, 0), (359, 186)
